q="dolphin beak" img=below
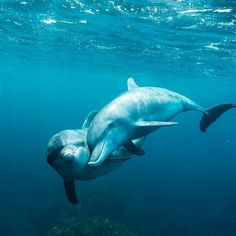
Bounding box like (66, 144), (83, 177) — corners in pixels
(63, 152), (74, 162)
(61, 145), (78, 162)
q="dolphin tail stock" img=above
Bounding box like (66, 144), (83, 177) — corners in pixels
(64, 179), (78, 204)
(200, 103), (236, 132)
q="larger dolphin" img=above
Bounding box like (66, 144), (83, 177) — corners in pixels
(87, 78), (236, 167)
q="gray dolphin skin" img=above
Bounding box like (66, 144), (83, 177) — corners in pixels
(87, 78), (236, 168)
(46, 113), (144, 204)
(46, 81), (146, 204)
(46, 110), (145, 204)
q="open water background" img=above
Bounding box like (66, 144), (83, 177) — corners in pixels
(0, 1), (236, 235)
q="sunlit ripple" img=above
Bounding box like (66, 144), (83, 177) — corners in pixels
(41, 18), (57, 24)
(0, 0), (235, 74)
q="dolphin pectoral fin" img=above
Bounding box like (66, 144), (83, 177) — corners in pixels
(135, 120), (178, 137)
(124, 140), (145, 156)
(127, 77), (139, 90)
(82, 110), (98, 129)
(200, 103), (236, 132)
(64, 179), (78, 204)
(136, 121), (178, 128)
(132, 137), (146, 147)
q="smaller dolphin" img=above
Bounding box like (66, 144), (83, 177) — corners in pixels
(87, 78), (236, 167)
(46, 111), (144, 204)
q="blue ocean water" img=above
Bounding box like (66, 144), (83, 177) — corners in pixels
(0, 0), (236, 235)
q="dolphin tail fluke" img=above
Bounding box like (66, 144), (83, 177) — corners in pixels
(200, 104), (236, 132)
(64, 179), (78, 204)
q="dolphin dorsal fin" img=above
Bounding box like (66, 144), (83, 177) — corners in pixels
(127, 77), (139, 91)
(82, 110), (98, 129)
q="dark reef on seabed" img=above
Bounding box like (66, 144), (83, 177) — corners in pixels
(44, 181), (156, 236)
(46, 216), (137, 236)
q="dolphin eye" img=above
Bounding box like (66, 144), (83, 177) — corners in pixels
(108, 121), (115, 127)
(47, 153), (56, 165)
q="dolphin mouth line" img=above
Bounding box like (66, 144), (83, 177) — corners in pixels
(88, 138), (106, 167)
(88, 159), (100, 167)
